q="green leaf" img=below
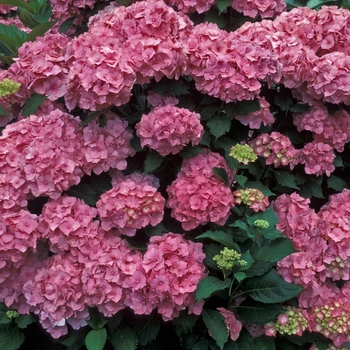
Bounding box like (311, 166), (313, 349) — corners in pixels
(24, 20), (58, 43)
(179, 145), (203, 158)
(59, 17), (76, 33)
(307, 0), (333, 8)
(240, 250), (254, 271)
(333, 154), (343, 168)
(204, 244), (223, 270)
(216, 0), (231, 13)
(196, 277), (231, 301)
(144, 152), (163, 174)
(244, 269), (303, 304)
(196, 230), (240, 250)
(0, 34), (17, 56)
(235, 175), (248, 187)
(152, 79), (188, 96)
(254, 336), (275, 350)
(201, 106), (220, 121)
(172, 314), (198, 337)
(244, 181), (275, 197)
(274, 92), (293, 112)
(0, 0), (35, 12)
(136, 314), (161, 346)
(15, 314), (34, 329)
(327, 175), (348, 192)
(0, 23), (27, 46)
(85, 329), (107, 350)
(110, 325), (138, 350)
(0, 327), (25, 350)
(18, 10), (40, 28)
(236, 300), (283, 324)
(213, 167), (228, 184)
(204, 11), (228, 29)
(0, 105), (8, 116)
(273, 171), (300, 190)
(144, 222), (167, 237)
(79, 108), (110, 127)
(87, 308), (108, 330)
(227, 99), (260, 116)
(0, 312), (11, 325)
(66, 184), (98, 207)
(60, 328), (89, 350)
(256, 238), (295, 264)
(202, 309), (228, 350)
(21, 93), (46, 117)
(207, 113), (231, 139)
(234, 272), (247, 282)
(290, 104), (310, 113)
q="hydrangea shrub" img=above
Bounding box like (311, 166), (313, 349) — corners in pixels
(0, 0), (350, 349)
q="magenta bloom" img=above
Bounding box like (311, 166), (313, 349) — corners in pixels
(136, 104), (204, 156)
(97, 173), (165, 236)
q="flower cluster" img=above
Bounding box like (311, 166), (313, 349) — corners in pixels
(2, 33), (69, 105)
(0, 109), (134, 211)
(231, 0), (286, 19)
(0, 79), (21, 97)
(163, 0), (215, 13)
(233, 188), (269, 212)
(273, 190), (350, 345)
(184, 22), (281, 103)
(229, 144), (258, 165)
(167, 151), (235, 230)
(126, 233), (206, 321)
(293, 103), (350, 153)
(65, 0), (192, 111)
(135, 104), (204, 156)
(265, 306), (308, 337)
(297, 142), (335, 177)
(249, 132), (297, 168)
(213, 248), (247, 270)
(96, 172), (165, 236)
(37, 196), (99, 253)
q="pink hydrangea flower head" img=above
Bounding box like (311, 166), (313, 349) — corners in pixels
(293, 102), (350, 153)
(184, 22), (281, 102)
(273, 193), (320, 250)
(138, 233), (206, 320)
(97, 173), (165, 236)
(233, 188), (269, 212)
(163, 0), (215, 13)
(136, 104), (204, 156)
(81, 111), (135, 175)
(298, 142), (335, 177)
(37, 196), (99, 253)
(0, 109), (86, 205)
(307, 52), (350, 105)
(231, 0), (286, 19)
(167, 173), (234, 230)
(3, 33), (69, 105)
(249, 132), (297, 168)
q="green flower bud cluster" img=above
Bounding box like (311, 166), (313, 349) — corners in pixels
(234, 188), (265, 206)
(274, 307), (308, 336)
(314, 304), (350, 337)
(254, 219), (270, 229)
(0, 79), (21, 98)
(213, 247), (247, 270)
(229, 144), (257, 164)
(6, 310), (19, 319)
